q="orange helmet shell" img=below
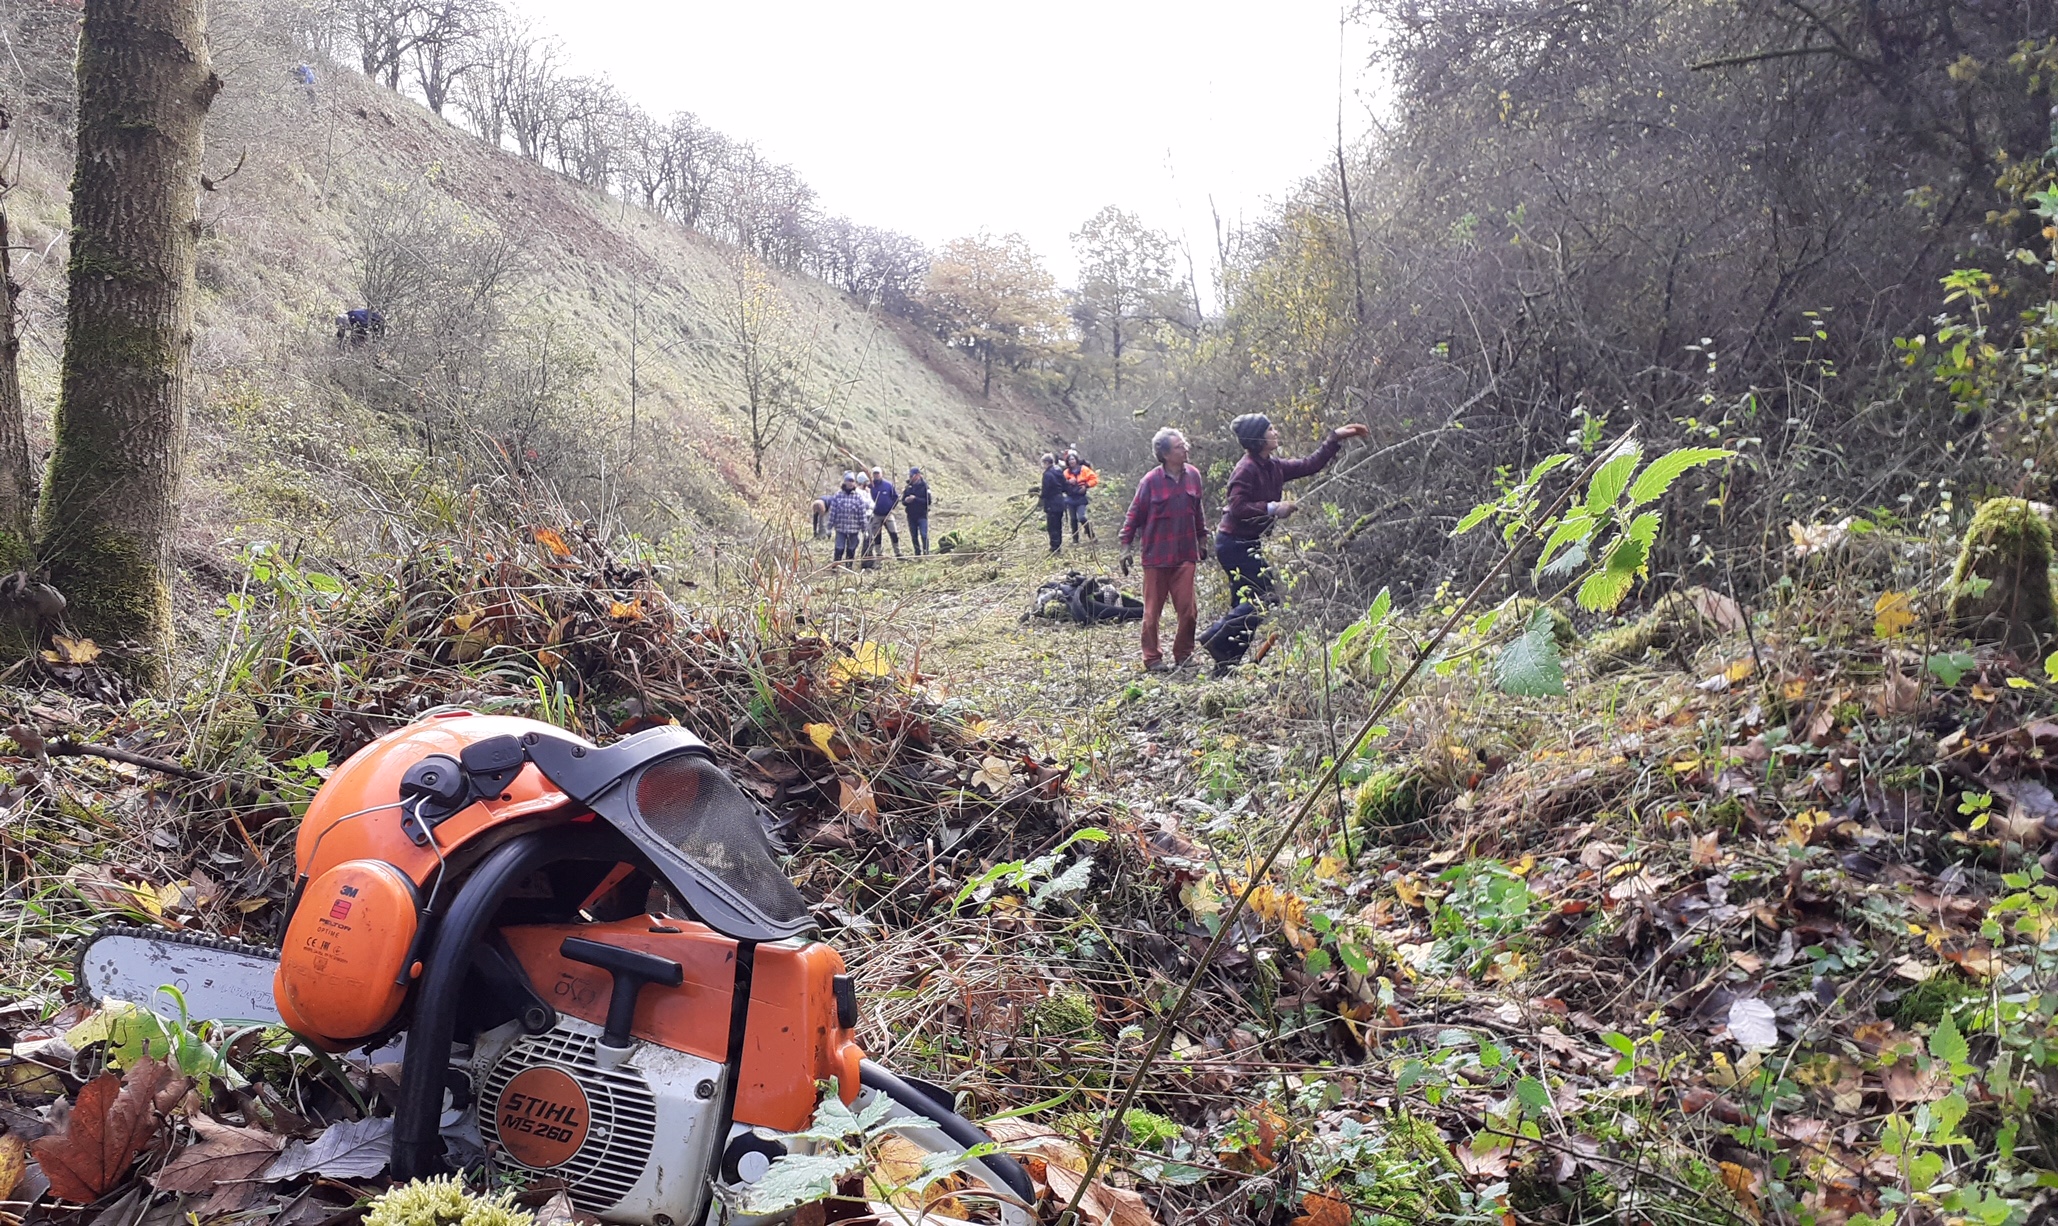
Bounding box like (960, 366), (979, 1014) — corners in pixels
(296, 712), (584, 889)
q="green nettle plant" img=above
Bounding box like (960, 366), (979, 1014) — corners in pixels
(1447, 437), (1732, 696)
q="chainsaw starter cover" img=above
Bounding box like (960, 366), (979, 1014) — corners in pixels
(276, 859), (419, 1046)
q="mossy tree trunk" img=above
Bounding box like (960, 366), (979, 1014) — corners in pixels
(38, 0), (218, 683)
(0, 209), (34, 563)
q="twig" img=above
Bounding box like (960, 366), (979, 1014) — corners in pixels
(1055, 432), (1639, 1224)
(47, 739), (200, 780)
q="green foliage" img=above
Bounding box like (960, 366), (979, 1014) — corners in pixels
(723, 1081), (1000, 1218)
(1946, 496), (2056, 651)
(952, 827), (1110, 913)
(1494, 606), (1566, 696)
(1460, 434), (1730, 615)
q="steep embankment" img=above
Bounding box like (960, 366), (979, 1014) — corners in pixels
(0, 0), (1064, 564)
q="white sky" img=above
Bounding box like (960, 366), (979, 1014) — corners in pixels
(501, 0), (1380, 299)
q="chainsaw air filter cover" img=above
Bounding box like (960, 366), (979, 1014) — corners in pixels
(275, 859), (419, 1047)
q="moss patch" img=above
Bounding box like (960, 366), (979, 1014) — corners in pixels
(1946, 496), (2055, 653)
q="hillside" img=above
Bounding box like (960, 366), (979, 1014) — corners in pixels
(0, 0), (1068, 568)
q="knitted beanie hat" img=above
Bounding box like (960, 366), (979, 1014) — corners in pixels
(1232, 413), (1272, 451)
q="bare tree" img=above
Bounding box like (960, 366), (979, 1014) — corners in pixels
(406, 0), (492, 116)
(718, 253), (814, 477)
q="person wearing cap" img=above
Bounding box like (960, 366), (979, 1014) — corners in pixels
(1204, 414), (1369, 663)
(902, 466), (933, 556)
(1039, 453), (1075, 554)
(824, 473), (871, 569)
(1119, 428), (1208, 671)
(865, 465), (904, 564)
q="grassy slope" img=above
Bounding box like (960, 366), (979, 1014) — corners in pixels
(0, 0), (1068, 573)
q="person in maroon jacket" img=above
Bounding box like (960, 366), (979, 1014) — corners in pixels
(1119, 427), (1208, 671)
(1202, 413), (1369, 665)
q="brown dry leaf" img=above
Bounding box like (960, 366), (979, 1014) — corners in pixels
(1941, 944), (2008, 978)
(1393, 875), (1427, 909)
(984, 1121), (1153, 1226)
(1882, 1059), (1946, 1104)
(869, 1134), (965, 1218)
(532, 527), (573, 559)
(607, 599), (645, 622)
(1729, 950), (1765, 974)
(1454, 1139), (1508, 1179)
(1719, 1160), (1764, 1222)
(1686, 588), (1746, 633)
(42, 636), (100, 666)
(971, 756), (1013, 795)
(0, 1134), (26, 1202)
(1691, 829), (1722, 867)
(31, 1056), (187, 1204)
(1289, 1193), (1351, 1226)
(153, 1116), (284, 1213)
(837, 779), (877, 820)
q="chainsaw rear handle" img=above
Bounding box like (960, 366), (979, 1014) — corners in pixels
(560, 936), (684, 1049)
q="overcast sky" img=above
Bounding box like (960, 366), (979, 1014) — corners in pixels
(500, 0), (1380, 297)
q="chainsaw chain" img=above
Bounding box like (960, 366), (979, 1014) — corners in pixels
(75, 924), (281, 1004)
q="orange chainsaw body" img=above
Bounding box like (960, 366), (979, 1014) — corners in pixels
(272, 712), (862, 1128)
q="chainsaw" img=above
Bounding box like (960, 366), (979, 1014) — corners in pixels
(77, 712), (1033, 1225)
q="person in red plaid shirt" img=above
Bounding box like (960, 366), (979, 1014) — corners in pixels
(1119, 428), (1209, 671)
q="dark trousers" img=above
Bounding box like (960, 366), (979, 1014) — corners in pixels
(1067, 500), (1094, 542)
(833, 530), (860, 566)
(1045, 507), (1065, 552)
(1204, 534), (1278, 663)
(1216, 534), (1278, 605)
(907, 515), (929, 555)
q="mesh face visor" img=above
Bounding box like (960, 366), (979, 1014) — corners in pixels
(611, 753), (815, 941)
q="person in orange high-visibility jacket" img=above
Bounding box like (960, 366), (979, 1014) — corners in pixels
(1063, 449), (1098, 544)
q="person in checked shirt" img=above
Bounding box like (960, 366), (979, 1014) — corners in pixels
(1119, 428), (1209, 671)
(823, 473), (871, 569)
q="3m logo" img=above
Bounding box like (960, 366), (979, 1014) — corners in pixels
(328, 899), (352, 920)
(339, 885), (360, 897)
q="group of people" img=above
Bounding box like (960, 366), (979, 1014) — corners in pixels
(1116, 414), (1368, 672)
(1038, 450), (1099, 551)
(814, 466), (933, 568)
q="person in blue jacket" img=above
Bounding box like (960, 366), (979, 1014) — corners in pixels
(902, 466), (933, 555)
(864, 465), (902, 566)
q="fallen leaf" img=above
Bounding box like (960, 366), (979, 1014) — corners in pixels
(971, 756), (1013, 795)
(1686, 588), (1746, 633)
(837, 778), (877, 820)
(532, 527), (573, 559)
(0, 1134), (25, 1201)
(532, 1191), (578, 1226)
(153, 1117), (285, 1214)
(262, 1117), (392, 1182)
(1729, 950), (1765, 974)
(1719, 1160), (1763, 1221)
(42, 636), (100, 667)
(1454, 1139), (1508, 1179)
(607, 599), (644, 622)
(1883, 1059), (1946, 1104)
(1691, 830), (1722, 867)
(1727, 997), (1779, 1051)
(1789, 518), (1850, 559)
(1873, 591), (1917, 638)
(1289, 1193), (1351, 1226)
(31, 1055), (187, 1203)
(802, 723), (839, 762)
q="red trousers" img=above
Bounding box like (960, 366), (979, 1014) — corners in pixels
(1140, 563), (1198, 666)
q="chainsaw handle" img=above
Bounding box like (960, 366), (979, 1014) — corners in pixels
(559, 936), (683, 1049)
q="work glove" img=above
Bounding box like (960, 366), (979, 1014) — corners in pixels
(1266, 500), (1300, 520)
(1119, 547), (1135, 576)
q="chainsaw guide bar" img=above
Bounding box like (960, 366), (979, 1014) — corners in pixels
(76, 924), (286, 1025)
